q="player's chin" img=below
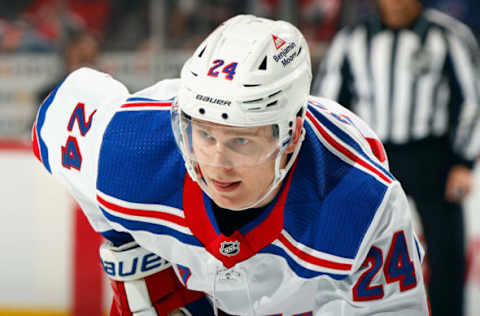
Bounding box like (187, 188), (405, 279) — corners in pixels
(210, 190), (249, 210)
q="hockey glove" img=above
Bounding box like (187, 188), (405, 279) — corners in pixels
(99, 241), (207, 316)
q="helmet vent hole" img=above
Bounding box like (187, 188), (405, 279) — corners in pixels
(243, 98), (263, 104)
(289, 121), (293, 127)
(266, 101), (278, 107)
(221, 113), (229, 119)
(248, 107), (262, 111)
(191, 71), (198, 77)
(297, 47), (302, 56)
(258, 56), (267, 70)
(268, 90), (281, 98)
(198, 46), (206, 58)
(244, 84), (260, 87)
(199, 108), (205, 114)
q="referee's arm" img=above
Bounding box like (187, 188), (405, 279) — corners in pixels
(446, 28), (480, 168)
(311, 28), (354, 109)
(444, 27), (480, 201)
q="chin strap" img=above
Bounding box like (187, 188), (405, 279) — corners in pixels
(247, 127), (305, 209)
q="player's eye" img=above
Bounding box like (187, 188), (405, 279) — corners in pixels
(234, 137), (249, 145)
(225, 137), (257, 155)
(199, 130), (212, 139)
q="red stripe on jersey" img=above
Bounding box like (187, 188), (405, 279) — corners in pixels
(97, 195), (186, 227)
(365, 137), (387, 163)
(306, 111), (392, 184)
(278, 233), (352, 271)
(121, 102), (172, 108)
(32, 122), (42, 161)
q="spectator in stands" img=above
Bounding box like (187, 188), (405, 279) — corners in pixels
(37, 30), (99, 104)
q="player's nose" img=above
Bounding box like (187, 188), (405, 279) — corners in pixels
(211, 142), (234, 170)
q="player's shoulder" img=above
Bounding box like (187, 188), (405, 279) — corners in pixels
(132, 78), (181, 100)
(33, 67), (131, 173)
(96, 78), (185, 208)
(60, 67), (130, 107)
(59, 67), (180, 110)
(306, 95), (364, 131)
(38, 67), (131, 124)
(284, 160), (393, 279)
(305, 95), (389, 167)
(115, 78), (179, 113)
(287, 141), (393, 246)
(279, 96), (395, 276)
(303, 95), (393, 195)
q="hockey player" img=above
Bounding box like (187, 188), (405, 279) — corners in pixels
(32, 15), (430, 315)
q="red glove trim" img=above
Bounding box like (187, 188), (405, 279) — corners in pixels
(109, 266), (205, 316)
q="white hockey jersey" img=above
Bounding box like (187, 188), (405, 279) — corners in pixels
(33, 68), (429, 315)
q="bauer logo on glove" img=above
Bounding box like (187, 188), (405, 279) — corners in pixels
(99, 241), (171, 281)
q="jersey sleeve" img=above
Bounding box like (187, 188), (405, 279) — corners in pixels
(32, 67), (130, 233)
(313, 182), (429, 315)
(444, 27), (480, 167)
(345, 183), (429, 314)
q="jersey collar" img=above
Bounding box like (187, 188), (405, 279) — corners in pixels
(182, 163), (297, 268)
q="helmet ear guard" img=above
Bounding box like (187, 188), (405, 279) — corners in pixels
(171, 14), (312, 210)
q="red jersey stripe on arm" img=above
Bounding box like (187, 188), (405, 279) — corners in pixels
(278, 232), (352, 271)
(97, 195), (186, 227)
(121, 102), (172, 108)
(365, 137), (387, 163)
(306, 111), (392, 184)
(32, 122), (42, 161)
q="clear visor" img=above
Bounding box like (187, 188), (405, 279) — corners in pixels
(171, 104), (281, 168)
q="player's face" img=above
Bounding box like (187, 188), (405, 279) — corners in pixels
(198, 155), (279, 210)
(191, 120), (281, 210)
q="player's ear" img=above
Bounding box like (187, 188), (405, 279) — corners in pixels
(285, 116), (303, 154)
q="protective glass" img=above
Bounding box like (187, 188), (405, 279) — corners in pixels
(171, 103), (281, 168)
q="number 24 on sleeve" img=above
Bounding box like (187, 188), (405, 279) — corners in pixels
(353, 231), (418, 301)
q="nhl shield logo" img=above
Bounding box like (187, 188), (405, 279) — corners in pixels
(220, 241), (240, 257)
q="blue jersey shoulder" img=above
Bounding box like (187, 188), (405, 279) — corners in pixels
(284, 105), (392, 260)
(97, 99), (185, 209)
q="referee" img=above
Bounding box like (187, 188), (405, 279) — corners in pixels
(312, 0), (480, 315)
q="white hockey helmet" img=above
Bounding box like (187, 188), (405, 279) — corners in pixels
(171, 14), (312, 209)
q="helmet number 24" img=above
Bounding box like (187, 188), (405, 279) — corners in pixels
(207, 59), (238, 80)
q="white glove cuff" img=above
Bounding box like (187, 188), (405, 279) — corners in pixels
(100, 241), (171, 281)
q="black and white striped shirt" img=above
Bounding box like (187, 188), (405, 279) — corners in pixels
(312, 9), (480, 166)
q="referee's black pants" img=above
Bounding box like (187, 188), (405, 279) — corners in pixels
(385, 137), (465, 316)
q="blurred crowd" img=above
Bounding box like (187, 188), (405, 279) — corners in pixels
(0, 0), (478, 54)
(0, 0), (150, 52)
(0, 0), (479, 138)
